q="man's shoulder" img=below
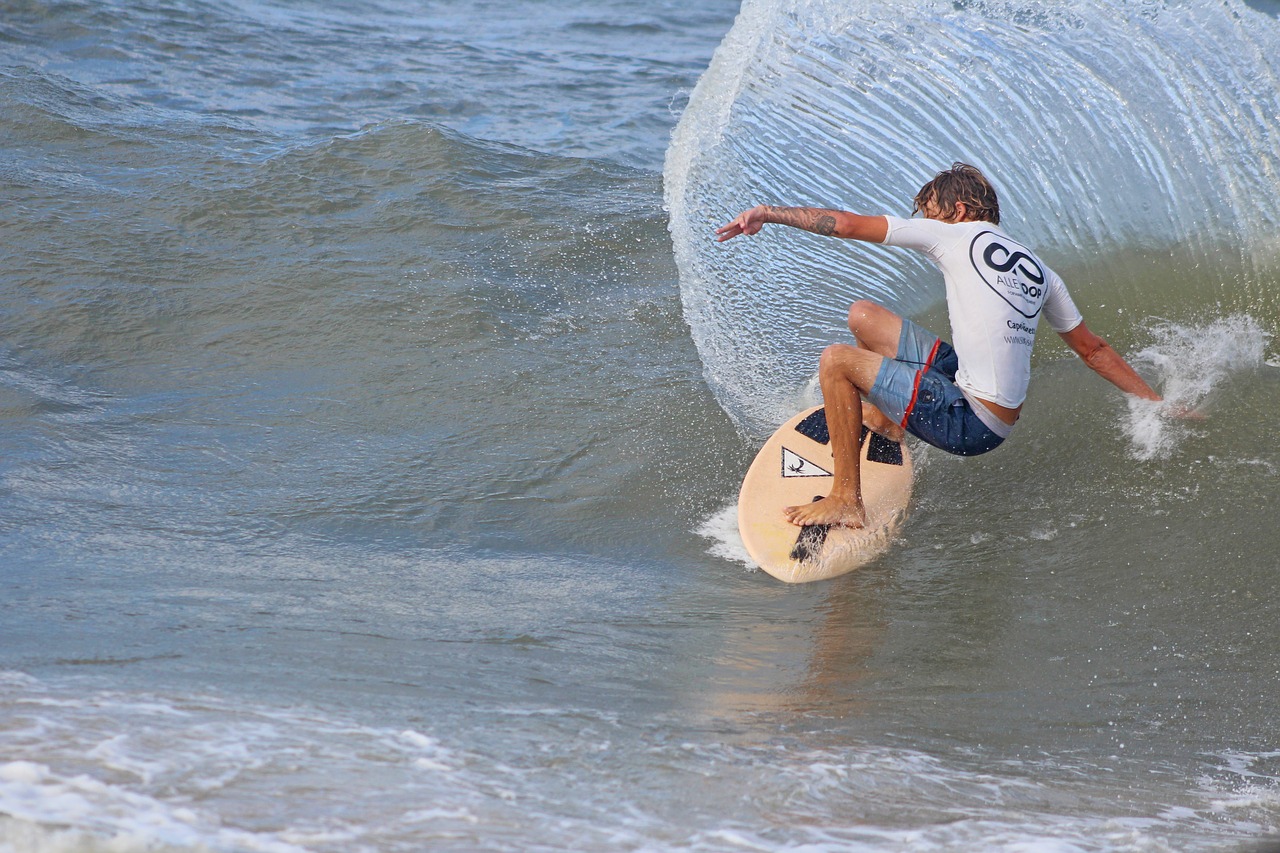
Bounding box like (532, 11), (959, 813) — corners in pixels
(883, 215), (961, 247)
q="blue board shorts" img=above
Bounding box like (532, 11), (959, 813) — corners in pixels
(866, 318), (1008, 456)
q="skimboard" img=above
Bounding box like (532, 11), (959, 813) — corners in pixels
(737, 405), (912, 583)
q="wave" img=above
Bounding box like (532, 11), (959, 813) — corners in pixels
(1, 67), (708, 556)
(665, 0), (1280, 433)
(5, 668), (1277, 853)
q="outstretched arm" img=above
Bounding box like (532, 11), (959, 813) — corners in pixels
(715, 205), (888, 243)
(1058, 322), (1161, 401)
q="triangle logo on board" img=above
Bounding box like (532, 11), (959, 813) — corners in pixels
(781, 446), (832, 478)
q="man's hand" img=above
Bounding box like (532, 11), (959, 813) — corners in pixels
(715, 206), (770, 242)
(1163, 402), (1208, 421)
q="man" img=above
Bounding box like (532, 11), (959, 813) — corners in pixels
(716, 163), (1162, 529)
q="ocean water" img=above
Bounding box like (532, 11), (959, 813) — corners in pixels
(2, 0), (1280, 850)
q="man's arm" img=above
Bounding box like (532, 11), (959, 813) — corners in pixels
(715, 205), (888, 243)
(1058, 322), (1161, 401)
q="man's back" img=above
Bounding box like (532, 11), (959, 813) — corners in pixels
(880, 215), (1082, 408)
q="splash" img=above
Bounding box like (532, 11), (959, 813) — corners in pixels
(1124, 315), (1269, 460)
(666, 0), (1280, 434)
(697, 502), (755, 566)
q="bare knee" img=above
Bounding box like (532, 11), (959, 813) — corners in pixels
(846, 300), (901, 357)
(818, 343), (880, 392)
(818, 343), (856, 374)
(846, 300), (881, 336)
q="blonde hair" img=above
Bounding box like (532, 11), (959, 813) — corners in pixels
(912, 162), (1001, 225)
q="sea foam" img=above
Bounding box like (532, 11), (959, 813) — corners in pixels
(1124, 315), (1269, 461)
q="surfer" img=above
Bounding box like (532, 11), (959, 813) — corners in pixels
(716, 163), (1163, 529)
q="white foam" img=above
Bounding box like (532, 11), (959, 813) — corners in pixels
(2, 670), (1273, 852)
(0, 675), (471, 853)
(1124, 314), (1269, 461)
(0, 763), (48, 785)
(697, 502), (754, 566)
(0, 760), (306, 853)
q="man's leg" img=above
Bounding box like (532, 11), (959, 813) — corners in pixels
(847, 300), (906, 442)
(783, 342), (884, 528)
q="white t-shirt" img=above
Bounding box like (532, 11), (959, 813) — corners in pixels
(881, 216), (1083, 408)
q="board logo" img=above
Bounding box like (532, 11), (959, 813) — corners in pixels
(781, 447), (832, 478)
(969, 230), (1047, 319)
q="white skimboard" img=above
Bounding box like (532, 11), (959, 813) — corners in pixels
(737, 405), (913, 583)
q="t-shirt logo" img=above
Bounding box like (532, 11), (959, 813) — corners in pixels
(969, 231), (1046, 318)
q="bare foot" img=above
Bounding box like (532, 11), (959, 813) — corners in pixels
(784, 494), (866, 528)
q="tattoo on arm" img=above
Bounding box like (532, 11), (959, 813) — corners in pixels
(765, 206), (839, 237)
